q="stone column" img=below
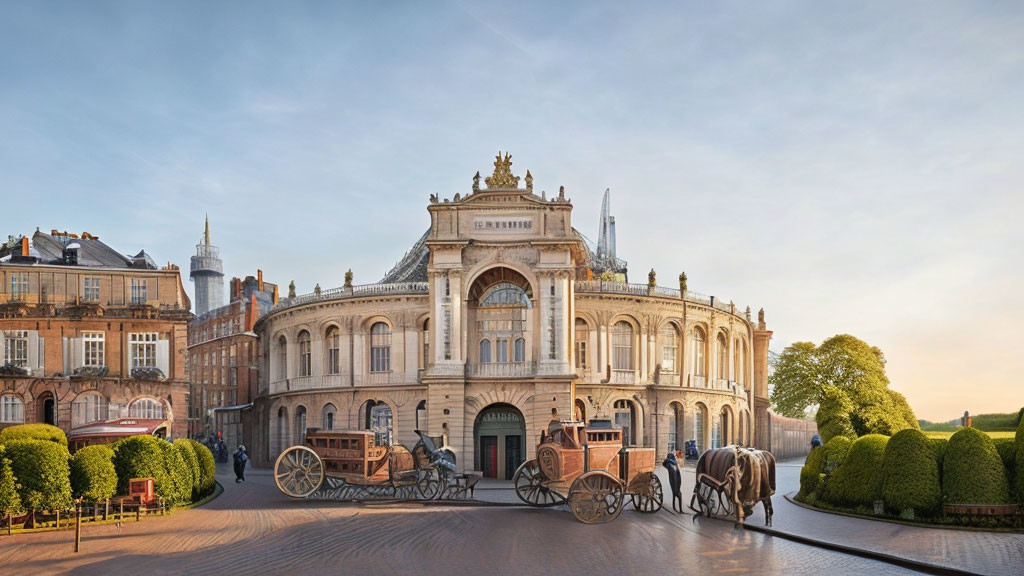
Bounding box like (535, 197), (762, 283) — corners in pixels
(752, 310), (773, 451)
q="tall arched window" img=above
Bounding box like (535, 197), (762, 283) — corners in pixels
(692, 327), (706, 382)
(514, 338), (525, 363)
(298, 331), (312, 377)
(614, 399), (637, 446)
(277, 407), (288, 453)
(370, 322), (391, 372)
(717, 332), (728, 382)
(422, 319), (430, 368)
(660, 325), (679, 374)
(295, 405), (307, 445)
(611, 321), (633, 372)
(277, 335), (288, 380)
(734, 340), (746, 385)
(480, 339), (492, 363)
(0, 395), (24, 423)
(129, 398), (164, 419)
(668, 402), (684, 452)
(326, 326), (340, 375)
(416, 400), (427, 431)
(322, 403), (337, 430)
(574, 319), (589, 370)
(72, 392), (108, 427)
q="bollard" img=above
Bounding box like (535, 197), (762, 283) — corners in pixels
(56, 509), (60, 530)
(136, 505), (140, 522)
(74, 502), (81, 553)
(119, 500), (123, 522)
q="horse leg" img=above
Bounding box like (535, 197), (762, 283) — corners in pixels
(763, 498), (773, 527)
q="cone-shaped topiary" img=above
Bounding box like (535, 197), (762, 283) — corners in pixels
(173, 439), (201, 501)
(159, 441), (192, 506)
(824, 434), (889, 507)
(187, 439), (216, 498)
(0, 423), (67, 446)
(943, 427), (1010, 505)
(880, 429), (941, 515)
(70, 445), (117, 501)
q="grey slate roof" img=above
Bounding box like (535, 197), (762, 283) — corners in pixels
(0, 230), (157, 269)
(380, 229), (430, 283)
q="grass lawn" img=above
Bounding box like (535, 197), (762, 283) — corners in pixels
(923, 430), (1015, 439)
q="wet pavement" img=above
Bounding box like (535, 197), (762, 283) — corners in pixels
(0, 459), (1019, 575)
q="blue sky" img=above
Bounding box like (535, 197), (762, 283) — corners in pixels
(2, 1), (1022, 421)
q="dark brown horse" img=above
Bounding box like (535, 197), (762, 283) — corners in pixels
(690, 446), (775, 525)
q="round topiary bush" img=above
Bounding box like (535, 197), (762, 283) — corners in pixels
(0, 445), (23, 517)
(112, 435), (171, 500)
(70, 445), (117, 502)
(993, 438), (1015, 470)
(173, 439), (200, 501)
(160, 441), (192, 506)
(823, 435), (853, 475)
(0, 423), (67, 446)
(823, 434), (889, 507)
(943, 427), (1010, 505)
(187, 439), (216, 498)
(799, 446), (827, 499)
(4, 438), (73, 516)
(880, 429), (941, 515)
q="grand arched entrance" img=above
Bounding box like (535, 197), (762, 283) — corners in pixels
(474, 403), (525, 480)
(36, 391), (56, 426)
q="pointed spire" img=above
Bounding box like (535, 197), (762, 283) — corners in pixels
(204, 214), (211, 246)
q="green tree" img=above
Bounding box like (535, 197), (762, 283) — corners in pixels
(4, 439), (73, 524)
(768, 342), (819, 417)
(816, 385), (856, 443)
(0, 445), (23, 520)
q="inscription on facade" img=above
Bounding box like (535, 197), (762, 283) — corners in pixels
(473, 217), (533, 232)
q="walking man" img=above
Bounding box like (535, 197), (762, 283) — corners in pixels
(234, 445), (248, 483)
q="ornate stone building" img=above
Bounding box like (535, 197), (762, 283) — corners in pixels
(0, 230), (191, 445)
(253, 154), (771, 476)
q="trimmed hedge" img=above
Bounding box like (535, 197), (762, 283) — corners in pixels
(70, 445), (117, 501)
(0, 423), (67, 446)
(187, 439), (216, 498)
(970, 412), (1020, 432)
(799, 446), (826, 499)
(1016, 409), (1024, 502)
(112, 435), (172, 501)
(160, 441), (192, 506)
(4, 438), (73, 512)
(824, 434), (889, 507)
(880, 429), (941, 515)
(173, 439), (201, 500)
(994, 438), (1015, 470)
(942, 427), (1009, 505)
(823, 435), (853, 474)
(0, 445), (23, 515)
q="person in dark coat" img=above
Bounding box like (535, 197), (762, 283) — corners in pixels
(233, 445), (248, 483)
(662, 452), (683, 513)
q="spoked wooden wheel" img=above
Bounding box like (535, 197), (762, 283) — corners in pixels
(416, 467), (441, 500)
(629, 472), (663, 513)
(274, 446), (325, 498)
(513, 459), (565, 507)
(568, 471), (624, 524)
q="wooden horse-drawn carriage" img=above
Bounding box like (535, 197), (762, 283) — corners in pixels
(275, 429), (472, 501)
(512, 419), (663, 523)
(689, 446), (776, 525)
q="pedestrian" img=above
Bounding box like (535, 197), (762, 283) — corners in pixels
(234, 445), (248, 483)
(662, 452), (683, 514)
(810, 434), (822, 449)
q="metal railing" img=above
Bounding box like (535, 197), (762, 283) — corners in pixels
(273, 281), (429, 312)
(466, 362), (536, 377)
(610, 370), (636, 384)
(573, 281), (745, 317)
(268, 374), (350, 395)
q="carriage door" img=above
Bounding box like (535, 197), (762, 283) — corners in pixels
(481, 436), (498, 478)
(504, 436), (521, 480)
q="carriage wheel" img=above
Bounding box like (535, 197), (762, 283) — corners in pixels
(417, 467), (441, 500)
(513, 459), (565, 507)
(629, 473), (663, 513)
(274, 446), (324, 498)
(568, 471), (624, 524)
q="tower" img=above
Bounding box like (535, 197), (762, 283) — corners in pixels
(190, 215), (224, 315)
(597, 188), (616, 261)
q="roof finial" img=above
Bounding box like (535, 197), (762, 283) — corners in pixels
(204, 214), (211, 246)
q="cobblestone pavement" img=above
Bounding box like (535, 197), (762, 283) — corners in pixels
(0, 459), (1014, 576)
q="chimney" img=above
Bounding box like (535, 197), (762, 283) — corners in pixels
(247, 293), (259, 331)
(21, 237), (29, 257)
(272, 284), (279, 305)
(258, 269), (264, 291)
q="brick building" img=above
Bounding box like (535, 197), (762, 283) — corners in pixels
(0, 229), (192, 445)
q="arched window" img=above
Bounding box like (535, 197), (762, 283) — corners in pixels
(365, 401), (393, 446)
(514, 338), (525, 363)
(129, 398), (164, 419)
(277, 335), (287, 380)
(72, 392), (108, 427)
(416, 400), (427, 431)
(692, 327), (706, 380)
(668, 402), (684, 452)
(277, 406), (288, 452)
(480, 339), (492, 363)
(574, 398), (586, 423)
(370, 322), (391, 373)
(660, 325), (679, 374)
(717, 333), (728, 381)
(326, 326), (340, 375)
(693, 403), (708, 454)
(734, 340), (746, 385)
(422, 319), (430, 368)
(294, 405), (307, 445)
(0, 395), (24, 423)
(322, 403), (337, 430)
(613, 399), (637, 446)
(611, 321), (633, 371)
(574, 319), (589, 370)
(479, 282), (531, 307)
(298, 331), (312, 377)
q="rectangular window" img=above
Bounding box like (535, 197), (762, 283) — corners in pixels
(130, 278), (147, 304)
(1, 395), (24, 423)
(496, 338), (508, 363)
(130, 332), (158, 368)
(576, 341), (587, 370)
(3, 331), (28, 367)
(662, 345), (677, 374)
(10, 273), (28, 298)
(371, 346), (391, 372)
(83, 277), (100, 302)
(83, 331), (105, 367)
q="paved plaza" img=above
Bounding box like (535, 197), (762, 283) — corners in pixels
(1, 460), (1021, 576)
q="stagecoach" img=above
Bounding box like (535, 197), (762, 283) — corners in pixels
(274, 429), (474, 501)
(512, 419), (663, 523)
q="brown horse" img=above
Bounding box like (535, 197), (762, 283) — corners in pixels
(690, 446), (776, 525)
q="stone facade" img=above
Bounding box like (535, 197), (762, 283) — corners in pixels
(0, 230), (191, 443)
(253, 154), (771, 475)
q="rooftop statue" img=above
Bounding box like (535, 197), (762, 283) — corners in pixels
(485, 151), (520, 189)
